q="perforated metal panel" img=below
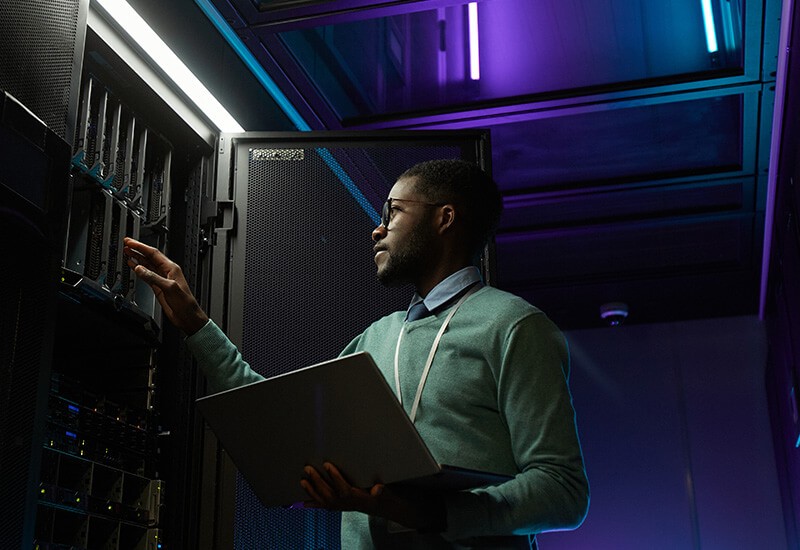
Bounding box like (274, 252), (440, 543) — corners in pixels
(0, 102), (70, 548)
(0, 236), (56, 547)
(221, 133), (488, 550)
(0, 0), (87, 144)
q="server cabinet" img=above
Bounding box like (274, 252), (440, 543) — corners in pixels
(204, 132), (491, 549)
(0, 2), (88, 547)
(19, 22), (216, 548)
(0, 90), (73, 550)
(33, 72), (173, 550)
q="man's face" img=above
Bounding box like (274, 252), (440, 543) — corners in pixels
(373, 177), (438, 287)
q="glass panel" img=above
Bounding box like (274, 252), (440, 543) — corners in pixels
(491, 94), (743, 192)
(278, 0), (744, 120)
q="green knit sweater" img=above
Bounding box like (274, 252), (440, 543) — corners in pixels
(186, 285), (588, 549)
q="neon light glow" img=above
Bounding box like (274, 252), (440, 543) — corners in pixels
(193, 0), (381, 226)
(95, 0), (244, 132)
(468, 2), (480, 80)
(701, 0), (719, 53)
(721, 0), (735, 52)
(194, 0), (309, 132)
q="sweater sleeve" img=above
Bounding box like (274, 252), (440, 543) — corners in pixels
(441, 313), (589, 540)
(184, 319), (265, 393)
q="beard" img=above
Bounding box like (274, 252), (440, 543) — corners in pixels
(376, 220), (435, 287)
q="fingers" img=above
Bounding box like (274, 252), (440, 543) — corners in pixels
(123, 237), (159, 258)
(301, 464), (371, 511)
(121, 237), (208, 335)
(123, 237), (184, 292)
(123, 237), (174, 274)
(323, 463), (356, 498)
(132, 264), (172, 292)
(301, 466), (334, 505)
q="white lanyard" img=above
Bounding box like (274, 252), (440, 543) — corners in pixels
(393, 285), (480, 423)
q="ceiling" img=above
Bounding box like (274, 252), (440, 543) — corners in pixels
(163, 0), (780, 328)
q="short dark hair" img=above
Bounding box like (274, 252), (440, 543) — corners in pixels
(400, 159), (503, 256)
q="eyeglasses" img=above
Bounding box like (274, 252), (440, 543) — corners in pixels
(380, 197), (444, 228)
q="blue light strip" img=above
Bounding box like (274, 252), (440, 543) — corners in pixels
(194, 0), (310, 131)
(316, 149), (380, 225)
(701, 0), (719, 53)
(194, 0), (380, 225)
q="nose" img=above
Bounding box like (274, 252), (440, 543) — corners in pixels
(372, 224), (387, 242)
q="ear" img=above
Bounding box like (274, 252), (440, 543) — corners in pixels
(436, 204), (456, 235)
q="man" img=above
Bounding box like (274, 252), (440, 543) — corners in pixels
(124, 159), (588, 549)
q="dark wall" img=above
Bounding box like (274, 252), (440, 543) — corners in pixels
(765, 1), (800, 547)
(539, 316), (785, 549)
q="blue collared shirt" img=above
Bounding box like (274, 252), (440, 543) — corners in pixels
(405, 266), (484, 321)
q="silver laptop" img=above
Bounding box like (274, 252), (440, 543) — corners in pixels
(196, 352), (510, 508)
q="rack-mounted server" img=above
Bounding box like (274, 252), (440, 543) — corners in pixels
(33, 73), (173, 550)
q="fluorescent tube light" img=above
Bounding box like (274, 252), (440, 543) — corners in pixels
(701, 0), (719, 53)
(468, 2), (480, 80)
(95, 0), (244, 132)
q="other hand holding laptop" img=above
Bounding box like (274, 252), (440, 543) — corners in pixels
(301, 462), (447, 532)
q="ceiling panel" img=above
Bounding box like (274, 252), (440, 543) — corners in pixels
(500, 178), (753, 231)
(490, 92), (747, 193)
(273, 0), (745, 120)
(497, 215), (754, 284)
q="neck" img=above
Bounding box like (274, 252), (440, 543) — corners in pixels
(415, 259), (474, 298)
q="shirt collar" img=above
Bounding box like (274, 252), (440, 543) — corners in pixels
(406, 266), (483, 320)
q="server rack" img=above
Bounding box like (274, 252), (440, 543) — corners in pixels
(34, 72), (172, 550)
(0, 8), (217, 546)
(0, 89), (73, 550)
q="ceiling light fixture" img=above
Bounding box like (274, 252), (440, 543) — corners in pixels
(468, 2), (480, 80)
(701, 0), (719, 53)
(94, 0), (244, 132)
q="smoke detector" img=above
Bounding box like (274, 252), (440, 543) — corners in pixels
(599, 302), (629, 327)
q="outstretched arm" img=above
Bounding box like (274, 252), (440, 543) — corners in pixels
(123, 237), (209, 335)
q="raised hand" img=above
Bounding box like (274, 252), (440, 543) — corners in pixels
(123, 237), (209, 335)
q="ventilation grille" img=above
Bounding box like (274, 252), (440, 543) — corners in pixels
(0, 0), (84, 143)
(0, 228), (56, 546)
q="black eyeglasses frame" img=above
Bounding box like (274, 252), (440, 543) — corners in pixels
(380, 197), (446, 228)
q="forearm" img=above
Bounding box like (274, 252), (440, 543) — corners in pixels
(441, 462), (589, 540)
(185, 319), (265, 393)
